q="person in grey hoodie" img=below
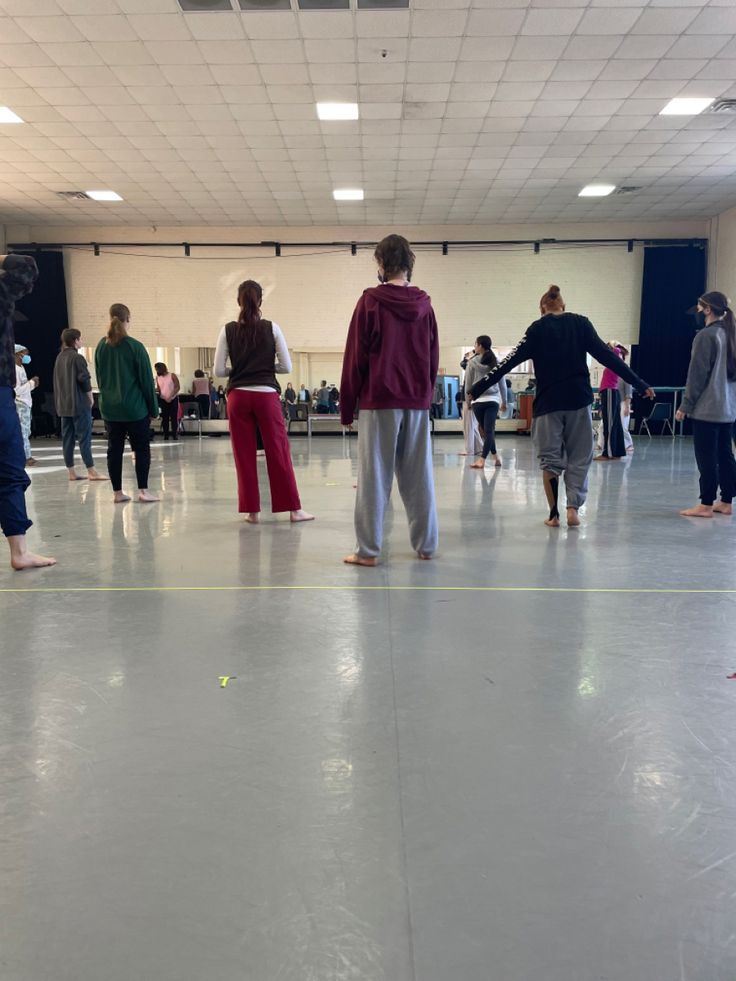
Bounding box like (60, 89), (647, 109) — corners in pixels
(53, 328), (107, 482)
(676, 290), (736, 518)
(464, 335), (506, 469)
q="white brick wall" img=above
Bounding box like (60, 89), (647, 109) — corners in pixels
(63, 240), (645, 353)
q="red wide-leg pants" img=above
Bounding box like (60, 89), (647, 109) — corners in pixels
(227, 389), (301, 514)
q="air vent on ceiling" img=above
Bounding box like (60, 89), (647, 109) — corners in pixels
(56, 191), (91, 201)
(358, 0), (409, 7)
(237, 0), (290, 9)
(709, 99), (736, 114)
(614, 186), (642, 195)
(298, 0), (349, 8)
(178, 0), (232, 9)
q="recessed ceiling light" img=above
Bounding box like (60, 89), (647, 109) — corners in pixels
(578, 184), (616, 197)
(0, 107), (23, 124)
(317, 102), (359, 121)
(659, 97), (714, 116)
(333, 189), (364, 201)
(86, 190), (123, 202)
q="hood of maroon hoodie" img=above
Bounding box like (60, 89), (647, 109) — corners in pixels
(363, 284), (432, 320)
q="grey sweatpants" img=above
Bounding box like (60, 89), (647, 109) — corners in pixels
(532, 406), (594, 510)
(354, 409), (438, 559)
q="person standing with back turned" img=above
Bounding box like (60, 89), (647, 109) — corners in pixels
(676, 290), (736, 518)
(53, 327), (107, 482)
(471, 285), (654, 528)
(214, 279), (313, 524)
(340, 233), (439, 566)
(95, 303), (160, 504)
(0, 253), (55, 569)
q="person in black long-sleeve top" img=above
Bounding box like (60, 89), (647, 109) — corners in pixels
(471, 284), (654, 528)
(0, 254), (56, 569)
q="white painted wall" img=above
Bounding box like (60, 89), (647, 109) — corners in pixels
(709, 206), (736, 302)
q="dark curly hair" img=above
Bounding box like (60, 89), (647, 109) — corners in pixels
(374, 234), (415, 282)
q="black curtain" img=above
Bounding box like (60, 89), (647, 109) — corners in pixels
(12, 251), (69, 398)
(630, 243), (706, 432)
(632, 244), (706, 386)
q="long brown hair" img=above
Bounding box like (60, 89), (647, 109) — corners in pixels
(700, 290), (736, 380)
(108, 303), (130, 346)
(476, 334), (498, 369)
(238, 280), (263, 329)
(374, 234), (415, 282)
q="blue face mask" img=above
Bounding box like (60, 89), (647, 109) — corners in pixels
(21, 354), (31, 365)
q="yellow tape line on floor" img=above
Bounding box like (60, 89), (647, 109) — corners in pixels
(0, 585), (735, 595)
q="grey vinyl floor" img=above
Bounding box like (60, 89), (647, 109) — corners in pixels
(1, 433), (735, 981)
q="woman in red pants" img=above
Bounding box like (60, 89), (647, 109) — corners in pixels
(214, 280), (313, 524)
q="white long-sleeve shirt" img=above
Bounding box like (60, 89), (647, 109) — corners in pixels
(14, 364), (35, 406)
(214, 321), (291, 392)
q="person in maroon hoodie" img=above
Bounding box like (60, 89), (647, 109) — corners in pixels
(340, 234), (439, 566)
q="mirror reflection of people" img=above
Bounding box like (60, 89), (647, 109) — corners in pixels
(191, 369), (211, 420)
(676, 291), (736, 518)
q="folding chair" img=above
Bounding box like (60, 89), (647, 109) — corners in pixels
(640, 402), (674, 437)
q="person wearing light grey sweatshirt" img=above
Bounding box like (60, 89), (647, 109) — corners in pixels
(676, 290), (736, 518)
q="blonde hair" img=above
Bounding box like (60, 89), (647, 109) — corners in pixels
(108, 303), (130, 346)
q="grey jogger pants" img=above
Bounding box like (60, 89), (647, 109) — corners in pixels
(354, 409), (438, 559)
(531, 406), (594, 510)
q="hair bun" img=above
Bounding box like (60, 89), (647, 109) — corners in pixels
(548, 284), (560, 295)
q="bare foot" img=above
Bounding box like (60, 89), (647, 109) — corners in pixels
(138, 490), (160, 503)
(567, 507), (581, 527)
(88, 469), (108, 481)
(68, 471), (86, 481)
(713, 502), (733, 515)
(544, 517), (560, 527)
(290, 509), (315, 522)
(593, 455), (611, 462)
(11, 551), (57, 570)
(114, 491), (131, 503)
(469, 461), (485, 469)
(245, 513), (260, 524)
(417, 552), (433, 560)
(493, 456), (502, 467)
(25, 457), (36, 467)
(344, 554), (378, 566)
(680, 504), (713, 518)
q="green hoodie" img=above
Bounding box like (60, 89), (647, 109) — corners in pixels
(95, 335), (159, 423)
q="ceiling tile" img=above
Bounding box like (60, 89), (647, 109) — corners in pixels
(14, 16), (85, 43)
(127, 14), (191, 42)
(71, 15), (139, 42)
(91, 41), (153, 65)
(184, 13), (244, 43)
(466, 9), (525, 36)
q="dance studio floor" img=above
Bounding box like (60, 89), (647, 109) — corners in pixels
(2, 433), (735, 981)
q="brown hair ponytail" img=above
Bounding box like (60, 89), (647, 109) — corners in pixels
(540, 284), (564, 313)
(108, 303), (130, 347)
(237, 280), (263, 330)
(700, 290), (736, 380)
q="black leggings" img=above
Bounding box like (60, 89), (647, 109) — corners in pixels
(473, 401), (500, 458)
(692, 420), (736, 505)
(106, 416), (151, 492)
(196, 394), (210, 420)
(159, 396), (179, 439)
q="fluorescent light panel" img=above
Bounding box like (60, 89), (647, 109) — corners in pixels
(0, 107), (23, 124)
(317, 102), (359, 121)
(659, 97), (714, 116)
(86, 190), (123, 201)
(579, 184), (616, 198)
(333, 189), (364, 201)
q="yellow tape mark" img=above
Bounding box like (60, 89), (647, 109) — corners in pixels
(219, 675), (236, 688)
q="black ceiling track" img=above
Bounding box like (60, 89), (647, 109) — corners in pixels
(7, 237), (709, 257)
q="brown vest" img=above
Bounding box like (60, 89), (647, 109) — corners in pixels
(225, 319), (281, 393)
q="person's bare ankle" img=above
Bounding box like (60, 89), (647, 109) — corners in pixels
(290, 509), (315, 522)
(713, 502), (732, 514)
(8, 536), (56, 570)
(567, 507), (580, 527)
(138, 489), (160, 503)
(245, 512), (260, 524)
(114, 490), (131, 503)
(344, 553), (377, 566)
(680, 504), (713, 518)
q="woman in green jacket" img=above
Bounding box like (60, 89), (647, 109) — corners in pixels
(95, 304), (159, 503)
